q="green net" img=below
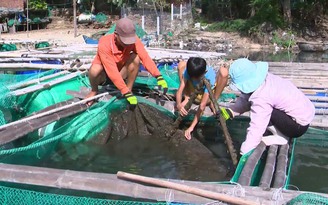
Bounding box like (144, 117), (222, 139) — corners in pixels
(35, 41), (50, 49)
(95, 12), (108, 24)
(107, 24), (147, 39)
(7, 19), (16, 27)
(32, 17), (42, 24)
(0, 185), (169, 205)
(287, 193), (328, 205)
(0, 44), (17, 52)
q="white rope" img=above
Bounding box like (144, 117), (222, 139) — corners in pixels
(286, 184), (300, 191)
(204, 201), (226, 205)
(230, 182), (246, 197)
(164, 189), (174, 205)
(271, 187), (284, 205)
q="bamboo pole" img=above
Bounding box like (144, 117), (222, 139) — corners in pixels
(0, 63), (91, 70)
(1, 163), (325, 204)
(203, 78), (238, 166)
(0, 101), (88, 145)
(0, 92), (109, 132)
(117, 171), (258, 205)
(259, 145), (278, 189)
(73, 0), (77, 38)
(10, 71), (87, 96)
(238, 142), (267, 186)
(8, 71), (70, 90)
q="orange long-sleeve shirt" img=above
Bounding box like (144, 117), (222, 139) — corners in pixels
(93, 34), (160, 95)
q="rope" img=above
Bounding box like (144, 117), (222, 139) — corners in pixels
(286, 184), (300, 191)
(164, 189), (174, 204)
(0, 97), (116, 156)
(271, 187), (284, 205)
(230, 182), (246, 197)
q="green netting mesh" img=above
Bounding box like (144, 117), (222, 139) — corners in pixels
(0, 71), (58, 126)
(7, 19), (16, 27)
(287, 193), (328, 205)
(95, 12), (108, 24)
(0, 185), (169, 205)
(35, 41), (50, 49)
(32, 17), (42, 24)
(0, 44), (17, 52)
(107, 24), (147, 39)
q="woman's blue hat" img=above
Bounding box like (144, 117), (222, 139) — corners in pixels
(229, 58), (268, 93)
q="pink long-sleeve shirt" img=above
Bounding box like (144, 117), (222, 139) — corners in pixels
(230, 73), (315, 154)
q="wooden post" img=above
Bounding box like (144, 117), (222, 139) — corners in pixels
(73, 0), (77, 37)
(156, 16), (160, 35)
(117, 171), (258, 205)
(141, 15), (145, 30)
(203, 78), (238, 166)
(171, 3), (174, 22)
(180, 4), (183, 19)
(27, 0), (29, 37)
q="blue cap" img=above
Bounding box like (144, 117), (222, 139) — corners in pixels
(229, 58), (268, 93)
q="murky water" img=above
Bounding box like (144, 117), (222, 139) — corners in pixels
(39, 122), (236, 182)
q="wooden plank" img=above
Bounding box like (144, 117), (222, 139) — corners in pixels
(268, 62), (328, 69)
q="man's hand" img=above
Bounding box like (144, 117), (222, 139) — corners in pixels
(156, 75), (168, 95)
(85, 91), (98, 107)
(124, 92), (138, 110)
(217, 107), (233, 120)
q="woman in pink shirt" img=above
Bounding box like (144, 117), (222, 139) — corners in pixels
(223, 58), (315, 155)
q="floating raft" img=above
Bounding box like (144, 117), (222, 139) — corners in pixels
(0, 163), (327, 205)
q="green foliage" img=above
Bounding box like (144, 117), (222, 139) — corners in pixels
(111, 0), (138, 7)
(271, 31), (296, 49)
(248, 0), (284, 28)
(207, 19), (247, 32)
(28, 0), (47, 10)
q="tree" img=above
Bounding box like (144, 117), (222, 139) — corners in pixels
(28, 0), (47, 10)
(281, 0), (291, 27)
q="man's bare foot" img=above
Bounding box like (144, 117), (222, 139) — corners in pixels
(85, 91), (97, 107)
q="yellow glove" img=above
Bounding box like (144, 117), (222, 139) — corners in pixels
(123, 92), (137, 110)
(217, 107), (233, 120)
(156, 75), (168, 94)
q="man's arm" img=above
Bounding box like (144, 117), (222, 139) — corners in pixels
(98, 37), (130, 95)
(134, 38), (161, 77)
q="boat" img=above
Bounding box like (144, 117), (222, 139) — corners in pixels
(297, 41), (328, 52)
(82, 34), (99, 44)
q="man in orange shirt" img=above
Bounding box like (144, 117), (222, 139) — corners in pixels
(85, 17), (168, 107)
